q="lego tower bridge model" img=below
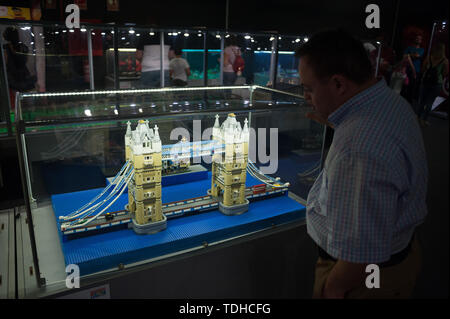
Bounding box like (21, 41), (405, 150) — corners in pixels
(59, 114), (290, 238)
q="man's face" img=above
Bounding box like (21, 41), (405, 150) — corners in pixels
(298, 57), (339, 119)
(415, 35), (422, 45)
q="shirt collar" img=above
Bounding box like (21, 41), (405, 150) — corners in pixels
(328, 78), (387, 128)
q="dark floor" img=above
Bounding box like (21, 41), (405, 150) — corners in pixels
(413, 115), (449, 298)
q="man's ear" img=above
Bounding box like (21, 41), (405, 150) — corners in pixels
(331, 75), (347, 94)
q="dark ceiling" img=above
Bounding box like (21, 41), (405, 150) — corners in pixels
(30, 0), (448, 35)
(1, 0), (448, 42)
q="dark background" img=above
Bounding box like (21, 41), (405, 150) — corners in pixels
(1, 0), (447, 57)
(2, 1), (449, 37)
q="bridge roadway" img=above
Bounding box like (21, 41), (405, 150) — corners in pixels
(61, 185), (288, 236)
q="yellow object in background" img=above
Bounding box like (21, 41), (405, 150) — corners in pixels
(0, 6), (31, 20)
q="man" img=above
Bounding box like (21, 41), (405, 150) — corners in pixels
(169, 47), (191, 87)
(296, 29), (428, 299)
(136, 32), (172, 88)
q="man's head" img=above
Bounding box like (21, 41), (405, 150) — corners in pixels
(174, 47), (183, 57)
(3, 27), (19, 44)
(414, 34), (423, 45)
(296, 29), (374, 119)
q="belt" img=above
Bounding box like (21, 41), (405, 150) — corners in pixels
(317, 236), (413, 268)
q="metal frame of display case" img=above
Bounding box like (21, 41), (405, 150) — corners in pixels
(13, 84), (325, 292)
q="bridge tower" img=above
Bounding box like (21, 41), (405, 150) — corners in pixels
(210, 113), (250, 215)
(125, 120), (167, 234)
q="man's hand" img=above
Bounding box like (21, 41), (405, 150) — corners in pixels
(306, 111), (334, 128)
(319, 260), (368, 299)
(322, 278), (347, 299)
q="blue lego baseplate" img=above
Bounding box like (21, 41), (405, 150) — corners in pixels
(51, 171), (306, 276)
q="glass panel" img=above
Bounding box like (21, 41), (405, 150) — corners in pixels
(18, 86), (255, 124)
(19, 85), (320, 289)
(239, 33), (275, 87)
(42, 25), (93, 91)
(221, 32), (247, 86)
(1, 23), (38, 113)
(104, 29), (118, 87)
(89, 26), (115, 90)
(423, 21), (448, 117)
(163, 29), (205, 87)
(115, 27), (154, 89)
(229, 33), (271, 86)
(251, 87), (323, 200)
(206, 31), (222, 86)
(0, 122), (7, 136)
(22, 107), (254, 287)
(276, 35), (306, 94)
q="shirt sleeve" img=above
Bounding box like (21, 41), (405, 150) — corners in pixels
(184, 59), (190, 69)
(324, 151), (401, 263)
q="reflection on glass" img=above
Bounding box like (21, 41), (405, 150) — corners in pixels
(276, 35), (305, 91)
(1, 24), (38, 112)
(165, 30), (204, 87)
(207, 32), (222, 86)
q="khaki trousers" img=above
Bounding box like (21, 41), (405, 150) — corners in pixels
(312, 236), (422, 299)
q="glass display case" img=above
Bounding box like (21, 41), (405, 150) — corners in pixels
(15, 83), (323, 296)
(275, 35), (308, 91)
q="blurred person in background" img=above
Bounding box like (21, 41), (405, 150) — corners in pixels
(418, 42), (449, 125)
(169, 47), (190, 87)
(403, 34), (425, 106)
(3, 26), (37, 109)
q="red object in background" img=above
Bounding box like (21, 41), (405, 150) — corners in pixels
(67, 19), (103, 56)
(136, 59), (141, 72)
(83, 58), (90, 83)
(74, 0), (87, 10)
(45, 0), (57, 9)
(106, 0), (119, 12)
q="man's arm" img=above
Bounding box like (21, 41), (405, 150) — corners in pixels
(184, 60), (191, 77)
(223, 49), (231, 67)
(421, 58), (429, 74)
(443, 59), (449, 78)
(406, 54), (417, 78)
(169, 60), (174, 78)
(136, 49), (143, 62)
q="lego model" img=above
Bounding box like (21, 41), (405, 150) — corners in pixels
(124, 120), (166, 234)
(210, 114), (250, 215)
(59, 114), (289, 238)
(162, 136), (190, 174)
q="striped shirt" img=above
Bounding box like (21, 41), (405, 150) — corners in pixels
(306, 78), (428, 263)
